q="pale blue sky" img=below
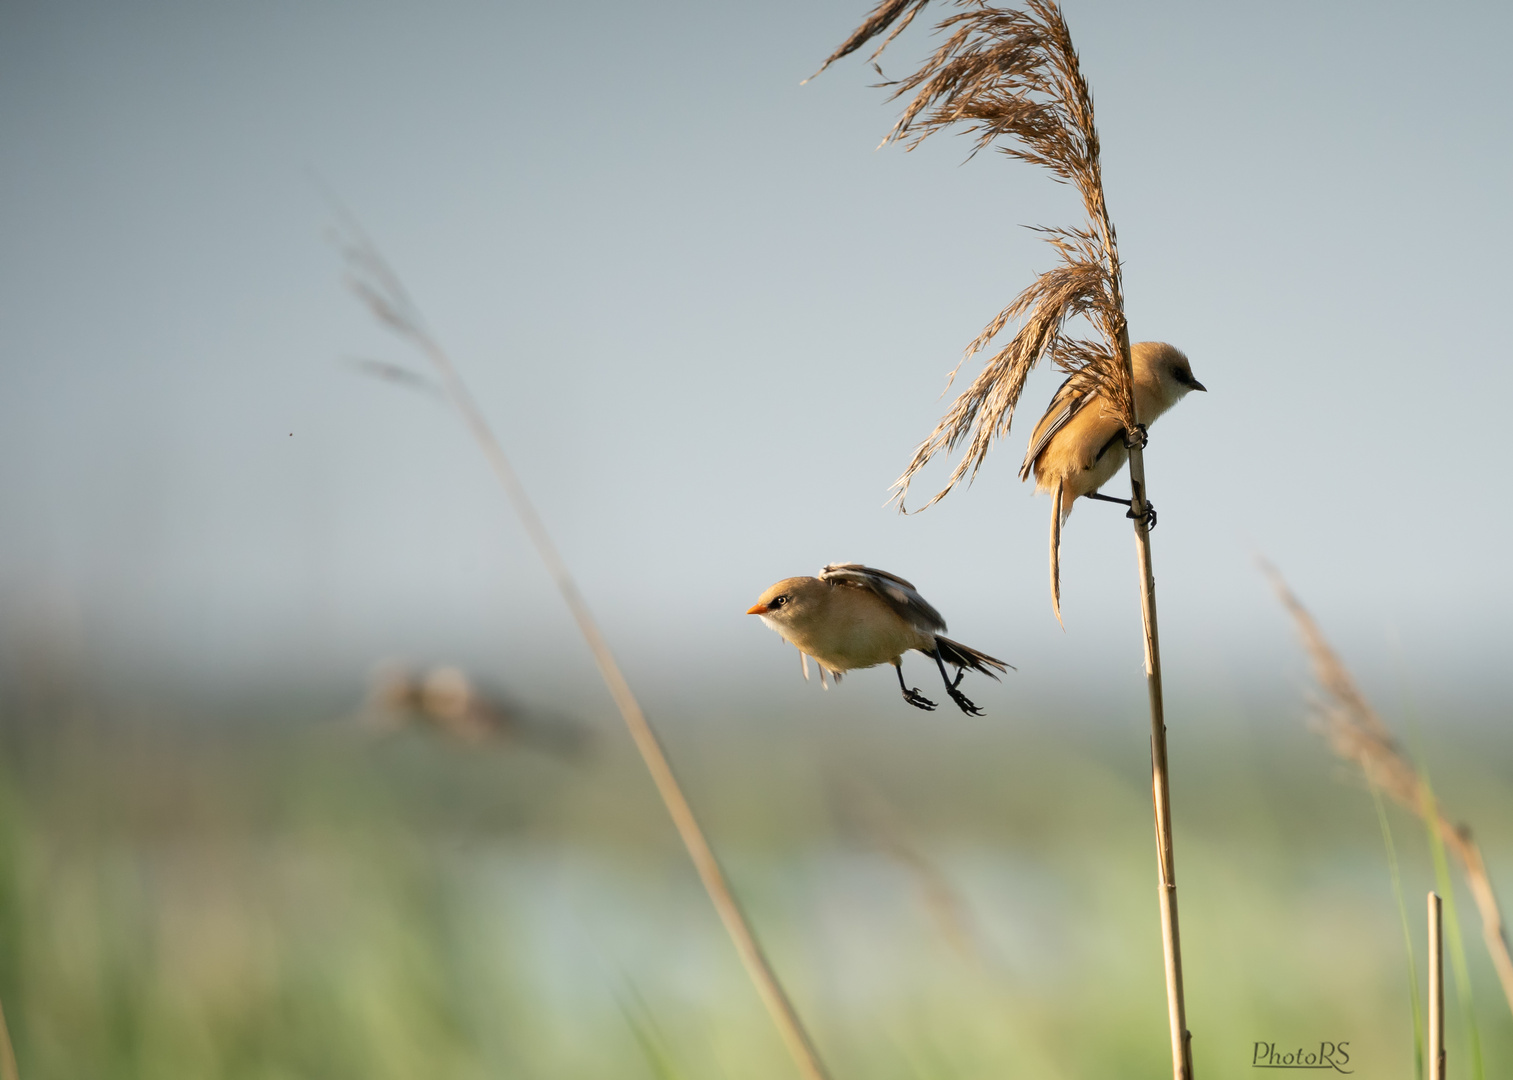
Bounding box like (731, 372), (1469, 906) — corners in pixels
(2, 0), (1510, 715)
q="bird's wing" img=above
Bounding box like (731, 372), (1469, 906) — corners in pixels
(1018, 374), (1096, 482)
(819, 563), (947, 633)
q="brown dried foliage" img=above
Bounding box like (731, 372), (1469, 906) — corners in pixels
(810, 0), (932, 79)
(1266, 563), (1513, 1018)
(818, 0), (1133, 509)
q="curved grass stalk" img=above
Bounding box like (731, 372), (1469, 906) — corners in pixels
(331, 213), (831, 1080)
(1266, 562), (1513, 1024)
(1372, 782), (1426, 1078)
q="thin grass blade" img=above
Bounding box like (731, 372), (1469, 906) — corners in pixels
(1372, 782), (1426, 1079)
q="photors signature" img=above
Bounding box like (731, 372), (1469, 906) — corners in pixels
(1252, 1042), (1353, 1073)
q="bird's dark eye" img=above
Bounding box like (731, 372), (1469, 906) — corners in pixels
(771, 596), (787, 608)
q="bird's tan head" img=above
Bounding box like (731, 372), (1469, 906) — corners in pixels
(746, 576), (827, 629)
(1134, 341), (1206, 401)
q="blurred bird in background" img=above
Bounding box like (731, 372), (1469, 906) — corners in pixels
(746, 564), (1011, 715)
(363, 662), (590, 757)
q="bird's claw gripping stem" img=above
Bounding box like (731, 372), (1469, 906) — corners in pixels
(1127, 502), (1157, 530)
(1123, 423), (1148, 450)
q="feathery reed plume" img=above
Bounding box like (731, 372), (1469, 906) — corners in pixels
(853, 1), (1136, 516)
(1265, 563), (1513, 1020)
(817, 3), (1192, 1074)
(809, 0), (932, 81)
(331, 214), (832, 1080)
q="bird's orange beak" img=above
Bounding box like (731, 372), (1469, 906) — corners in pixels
(746, 603), (769, 615)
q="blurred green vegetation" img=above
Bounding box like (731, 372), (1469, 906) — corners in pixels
(0, 682), (1507, 1079)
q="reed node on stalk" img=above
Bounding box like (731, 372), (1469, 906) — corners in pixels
(330, 212), (832, 1080)
(1265, 562), (1513, 1021)
(815, 2), (1194, 1075)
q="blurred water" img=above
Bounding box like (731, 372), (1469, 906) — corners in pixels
(0, 682), (1506, 1077)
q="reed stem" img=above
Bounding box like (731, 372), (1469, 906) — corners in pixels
(1119, 329), (1193, 1080)
(811, 5), (1199, 1071)
(1429, 891), (1446, 1080)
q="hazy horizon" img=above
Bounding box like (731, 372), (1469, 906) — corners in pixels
(3, 0), (1511, 712)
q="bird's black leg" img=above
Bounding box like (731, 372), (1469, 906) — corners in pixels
(932, 649), (984, 716)
(1083, 490), (1157, 530)
(894, 662), (937, 712)
(1083, 491), (1131, 508)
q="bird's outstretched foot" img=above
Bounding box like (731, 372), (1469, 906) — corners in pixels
(945, 685), (985, 716)
(1126, 501), (1157, 530)
(901, 686), (938, 711)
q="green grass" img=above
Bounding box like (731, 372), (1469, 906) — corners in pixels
(0, 691), (1507, 1078)
(1421, 774), (1485, 1080)
(1372, 781), (1425, 1079)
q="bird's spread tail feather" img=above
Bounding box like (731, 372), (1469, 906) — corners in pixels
(1050, 479), (1065, 628)
(934, 636), (1013, 679)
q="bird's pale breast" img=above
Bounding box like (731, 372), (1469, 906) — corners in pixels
(774, 586), (929, 672)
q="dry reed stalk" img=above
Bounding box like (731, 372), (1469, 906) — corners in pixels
(332, 218), (831, 1080)
(1265, 563), (1513, 1020)
(1429, 891), (1445, 1080)
(816, 2), (1192, 1074)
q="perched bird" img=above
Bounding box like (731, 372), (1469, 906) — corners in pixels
(1019, 341), (1205, 620)
(746, 564), (1011, 715)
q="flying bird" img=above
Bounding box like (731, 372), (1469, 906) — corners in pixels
(746, 564), (1011, 715)
(1019, 341), (1205, 620)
